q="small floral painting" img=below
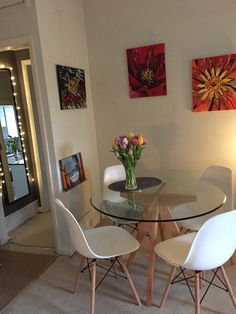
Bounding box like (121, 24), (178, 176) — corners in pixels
(56, 65), (87, 110)
(192, 54), (236, 112)
(126, 43), (167, 98)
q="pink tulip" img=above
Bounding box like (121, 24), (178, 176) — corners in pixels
(132, 137), (138, 145)
(114, 137), (120, 145)
(123, 137), (128, 145)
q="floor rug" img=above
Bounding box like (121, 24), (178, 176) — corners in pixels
(3, 254), (236, 314)
(0, 249), (57, 311)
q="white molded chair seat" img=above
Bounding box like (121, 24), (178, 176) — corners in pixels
(171, 165), (233, 231)
(155, 210), (236, 313)
(84, 225), (139, 258)
(156, 232), (197, 267)
(55, 199), (141, 314)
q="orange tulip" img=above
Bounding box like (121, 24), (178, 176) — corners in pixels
(128, 132), (135, 142)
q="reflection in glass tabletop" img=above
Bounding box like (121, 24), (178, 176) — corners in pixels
(90, 179), (226, 223)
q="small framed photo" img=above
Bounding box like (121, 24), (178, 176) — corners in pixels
(59, 152), (86, 191)
(56, 64), (87, 110)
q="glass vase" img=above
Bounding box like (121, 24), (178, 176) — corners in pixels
(123, 162), (137, 190)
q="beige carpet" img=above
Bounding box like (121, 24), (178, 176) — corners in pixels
(8, 212), (55, 249)
(0, 250), (57, 312)
(2, 253), (236, 314)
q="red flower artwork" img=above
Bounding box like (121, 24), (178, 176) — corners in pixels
(192, 54), (236, 112)
(127, 43), (167, 98)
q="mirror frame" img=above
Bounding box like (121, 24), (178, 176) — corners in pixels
(0, 66), (37, 216)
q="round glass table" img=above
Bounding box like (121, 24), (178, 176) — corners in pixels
(90, 177), (226, 306)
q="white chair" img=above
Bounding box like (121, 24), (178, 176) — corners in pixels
(171, 165), (233, 231)
(103, 165), (139, 231)
(55, 199), (141, 314)
(155, 210), (236, 314)
(104, 164), (126, 186)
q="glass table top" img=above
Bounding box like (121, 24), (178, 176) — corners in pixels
(90, 177), (226, 223)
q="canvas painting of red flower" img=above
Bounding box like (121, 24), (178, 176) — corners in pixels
(192, 54), (236, 112)
(127, 43), (167, 98)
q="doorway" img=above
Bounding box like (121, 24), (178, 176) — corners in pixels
(0, 48), (55, 250)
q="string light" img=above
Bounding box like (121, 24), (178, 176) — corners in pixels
(0, 163), (3, 191)
(0, 65), (35, 184)
(0, 161), (3, 189)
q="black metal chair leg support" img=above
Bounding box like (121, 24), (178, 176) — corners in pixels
(200, 268), (219, 304)
(95, 258), (117, 291)
(181, 267), (195, 302)
(87, 258), (92, 282)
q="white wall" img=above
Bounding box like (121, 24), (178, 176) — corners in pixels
(34, 0), (101, 254)
(83, 0), (236, 201)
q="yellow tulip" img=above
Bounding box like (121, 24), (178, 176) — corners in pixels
(138, 135), (144, 145)
(112, 137), (115, 146)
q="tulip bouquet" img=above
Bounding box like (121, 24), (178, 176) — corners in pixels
(112, 133), (147, 190)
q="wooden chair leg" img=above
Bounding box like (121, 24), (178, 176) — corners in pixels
(160, 266), (177, 308)
(90, 261), (96, 314)
(73, 256), (86, 294)
(199, 271), (205, 289)
(127, 230), (146, 268)
(195, 271), (200, 314)
(159, 222), (165, 241)
(220, 266), (236, 309)
(119, 255), (141, 306)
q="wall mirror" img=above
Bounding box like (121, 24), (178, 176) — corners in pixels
(0, 68), (30, 203)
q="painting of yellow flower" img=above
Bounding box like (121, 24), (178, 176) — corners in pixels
(192, 54), (236, 111)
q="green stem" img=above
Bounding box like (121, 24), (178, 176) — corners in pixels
(121, 159), (137, 190)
